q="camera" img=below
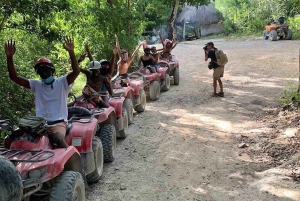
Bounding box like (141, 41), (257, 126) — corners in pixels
(203, 46), (207, 51)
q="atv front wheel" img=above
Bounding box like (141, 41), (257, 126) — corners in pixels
(123, 98), (133, 125)
(173, 68), (180, 85)
(134, 89), (146, 113)
(161, 74), (171, 92)
(149, 81), (160, 100)
(50, 171), (85, 201)
(97, 124), (117, 162)
(86, 136), (103, 183)
(286, 29), (292, 40)
(119, 108), (129, 139)
(263, 31), (269, 40)
(270, 30), (277, 41)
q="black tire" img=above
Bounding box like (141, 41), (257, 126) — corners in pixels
(173, 68), (179, 85)
(286, 29), (292, 40)
(119, 108), (128, 139)
(0, 156), (23, 201)
(161, 74), (171, 91)
(50, 171), (85, 201)
(134, 89), (146, 113)
(149, 81), (160, 100)
(123, 98), (133, 125)
(68, 106), (92, 120)
(86, 136), (103, 184)
(263, 31), (269, 40)
(270, 30), (277, 41)
(97, 124), (117, 162)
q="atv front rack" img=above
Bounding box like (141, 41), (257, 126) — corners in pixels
(0, 149), (55, 163)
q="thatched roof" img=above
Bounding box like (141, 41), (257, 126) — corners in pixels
(176, 4), (223, 25)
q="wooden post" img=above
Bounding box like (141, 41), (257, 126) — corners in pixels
(183, 19), (186, 41)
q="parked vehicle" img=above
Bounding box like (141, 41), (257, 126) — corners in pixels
(0, 111), (103, 200)
(112, 74), (147, 124)
(263, 17), (293, 41)
(68, 92), (118, 162)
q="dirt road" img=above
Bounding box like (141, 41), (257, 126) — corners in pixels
(87, 38), (299, 201)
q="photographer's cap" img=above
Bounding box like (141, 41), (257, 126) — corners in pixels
(205, 42), (214, 46)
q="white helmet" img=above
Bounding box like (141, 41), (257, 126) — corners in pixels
(88, 61), (101, 70)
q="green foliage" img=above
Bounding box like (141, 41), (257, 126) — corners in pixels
(280, 85), (300, 106)
(215, 0), (300, 35)
(287, 15), (300, 39)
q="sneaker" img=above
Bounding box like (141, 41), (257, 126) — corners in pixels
(211, 93), (218, 97)
(217, 92), (224, 97)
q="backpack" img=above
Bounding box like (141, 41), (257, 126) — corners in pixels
(215, 49), (228, 66)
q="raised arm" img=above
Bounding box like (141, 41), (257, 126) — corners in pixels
(4, 40), (30, 89)
(127, 40), (146, 65)
(158, 30), (164, 46)
(114, 34), (122, 58)
(109, 47), (118, 77)
(64, 36), (80, 85)
(85, 42), (94, 61)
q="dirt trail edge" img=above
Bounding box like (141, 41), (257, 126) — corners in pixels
(87, 38), (299, 201)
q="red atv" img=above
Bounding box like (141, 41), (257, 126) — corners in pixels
(137, 64), (169, 100)
(111, 74), (147, 125)
(158, 55), (180, 85)
(68, 92), (119, 162)
(0, 110), (104, 200)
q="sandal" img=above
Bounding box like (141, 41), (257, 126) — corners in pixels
(217, 92), (224, 97)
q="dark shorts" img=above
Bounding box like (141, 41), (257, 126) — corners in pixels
(119, 73), (128, 79)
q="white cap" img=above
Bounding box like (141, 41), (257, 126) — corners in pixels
(88, 61), (101, 70)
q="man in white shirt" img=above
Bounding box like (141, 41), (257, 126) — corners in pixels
(4, 37), (80, 148)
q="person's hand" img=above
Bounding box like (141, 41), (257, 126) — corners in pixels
(63, 36), (74, 52)
(4, 39), (16, 57)
(113, 46), (118, 54)
(140, 40), (147, 46)
(114, 34), (118, 39)
(84, 42), (90, 52)
(79, 52), (86, 61)
(158, 30), (161, 34)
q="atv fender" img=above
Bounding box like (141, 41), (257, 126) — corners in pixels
(108, 97), (125, 117)
(158, 67), (169, 80)
(91, 107), (115, 124)
(129, 80), (143, 95)
(65, 118), (98, 153)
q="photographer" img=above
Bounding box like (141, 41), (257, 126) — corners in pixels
(204, 42), (224, 97)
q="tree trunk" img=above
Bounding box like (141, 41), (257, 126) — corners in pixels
(298, 44), (300, 95)
(167, 0), (179, 39)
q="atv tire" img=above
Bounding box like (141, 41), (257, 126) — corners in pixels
(286, 29), (292, 40)
(123, 98), (134, 125)
(86, 136), (103, 183)
(97, 124), (117, 162)
(270, 30), (277, 41)
(173, 68), (179, 85)
(149, 81), (160, 100)
(161, 74), (171, 92)
(134, 89), (146, 113)
(50, 171), (85, 201)
(119, 108), (128, 139)
(0, 155), (23, 201)
(263, 31), (269, 40)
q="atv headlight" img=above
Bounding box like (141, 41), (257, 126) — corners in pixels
(28, 167), (47, 179)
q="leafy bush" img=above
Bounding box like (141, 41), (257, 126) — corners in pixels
(280, 85), (300, 107)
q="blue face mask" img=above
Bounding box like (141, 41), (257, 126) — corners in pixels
(42, 76), (54, 84)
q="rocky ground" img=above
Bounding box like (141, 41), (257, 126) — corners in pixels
(87, 37), (299, 201)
